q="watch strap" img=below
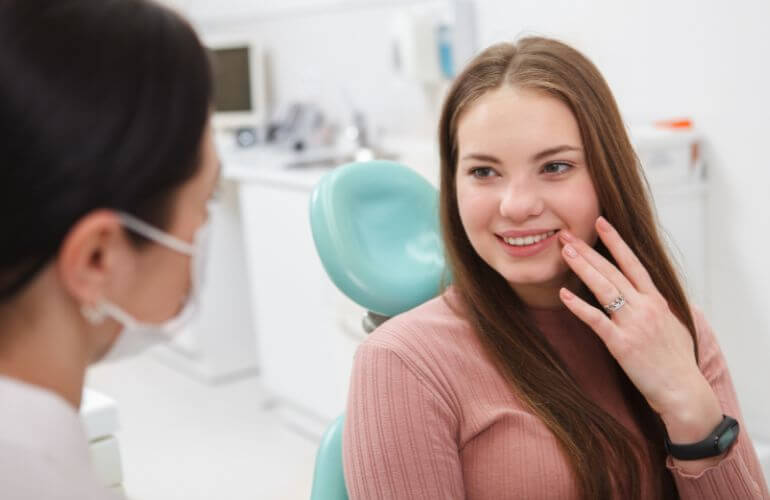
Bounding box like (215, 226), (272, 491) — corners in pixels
(665, 415), (740, 461)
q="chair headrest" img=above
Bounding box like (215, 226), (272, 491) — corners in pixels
(309, 160), (446, 317)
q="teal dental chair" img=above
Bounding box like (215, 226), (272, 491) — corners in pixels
(308, 160), (445, 500)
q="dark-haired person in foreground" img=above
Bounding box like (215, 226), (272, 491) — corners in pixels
(0, 1), (219, 498)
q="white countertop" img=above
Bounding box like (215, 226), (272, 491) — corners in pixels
(221, 145), (361, 191)
(219, 134), (441, 190)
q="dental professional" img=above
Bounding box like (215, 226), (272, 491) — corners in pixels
(0, 0), (219, 498)
(343, 37), (770, 499)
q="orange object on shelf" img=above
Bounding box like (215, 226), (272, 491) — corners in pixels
(654, 118), (693, 129)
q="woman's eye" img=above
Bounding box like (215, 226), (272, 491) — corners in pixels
(470, 167), (496, 179)
(542, 162), (572, 175)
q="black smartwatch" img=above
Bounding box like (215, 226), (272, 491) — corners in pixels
(664, 415), (740, 460)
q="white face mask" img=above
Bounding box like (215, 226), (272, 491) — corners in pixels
(82, 208), (212, 363)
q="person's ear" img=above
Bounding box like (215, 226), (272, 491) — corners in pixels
(56, 210), (127, 306)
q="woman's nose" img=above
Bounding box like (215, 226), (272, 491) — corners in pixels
(498, 180), (544, 222)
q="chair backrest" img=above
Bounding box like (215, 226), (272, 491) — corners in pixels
(309, 160), (445, 317)
(308, 160), (445, 499)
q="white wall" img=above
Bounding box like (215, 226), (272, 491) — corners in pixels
(172, 0), (770, 438)
(183, 0), (442, 137)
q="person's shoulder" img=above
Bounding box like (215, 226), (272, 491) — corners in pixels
(0, 440), (119, 500)
(358, 287), (478, 369)
(367, 287), (467, 341)
(351, 287), (482, 414)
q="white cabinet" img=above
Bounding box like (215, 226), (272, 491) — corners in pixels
(151, 179), (260, 383)
(650, 180), (709, 312)
(227, 153), (365, 434)
(633, 125), (709, 311)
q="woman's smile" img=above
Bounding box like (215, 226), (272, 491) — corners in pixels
(495, 229), (560, 257)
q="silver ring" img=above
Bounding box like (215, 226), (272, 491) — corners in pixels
(603, 295), (626, 315)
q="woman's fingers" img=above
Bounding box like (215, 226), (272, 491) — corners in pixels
(559, 287), (619, 346)
(558, 228), (638, 301)
(560, 240), (629, 308)
(594, 217), (657, 295)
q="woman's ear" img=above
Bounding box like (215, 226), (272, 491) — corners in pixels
(56, 210), (127, 306)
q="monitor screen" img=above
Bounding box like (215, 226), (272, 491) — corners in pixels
(210, 46), (252, 113)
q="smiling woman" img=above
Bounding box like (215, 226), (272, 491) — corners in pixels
(342, 37), (770, 500)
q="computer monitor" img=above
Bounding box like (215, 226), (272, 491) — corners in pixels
(206, 36), (267, 131)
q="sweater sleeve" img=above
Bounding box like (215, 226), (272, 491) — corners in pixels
(342, 340), (465, 500)
(668, 308), (769, 499)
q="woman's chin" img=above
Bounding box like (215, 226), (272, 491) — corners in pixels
(498, 262), (570, 288)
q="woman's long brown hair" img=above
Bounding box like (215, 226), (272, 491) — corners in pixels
(438, 37), (696, 499)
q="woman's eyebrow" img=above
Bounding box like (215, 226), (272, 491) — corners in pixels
(532, 145), (582, 162)
(460, 153), (502, 163)
(459, 146), (582, 165)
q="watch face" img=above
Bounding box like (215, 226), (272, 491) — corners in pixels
(717, 423), (740, 452)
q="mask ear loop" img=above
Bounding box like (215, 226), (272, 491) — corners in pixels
(118, 213), (196, 256)
(81, 303), (106, 325)
(80, 212), (196, 327)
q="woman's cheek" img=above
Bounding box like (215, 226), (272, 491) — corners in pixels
(552, 179), (600, 240)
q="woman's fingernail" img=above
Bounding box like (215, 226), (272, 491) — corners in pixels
(559, 229), (574, 242)
(563, 244), (577, 258)
(597, 216), (611, 232)
(561, 288), (574, 300)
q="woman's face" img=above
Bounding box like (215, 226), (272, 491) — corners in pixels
(455, 86), (600, 307)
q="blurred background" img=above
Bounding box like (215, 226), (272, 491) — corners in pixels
(82, 0), (770, 498)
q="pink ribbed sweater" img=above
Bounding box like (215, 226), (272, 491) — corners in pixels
(342, 287), (769, 499)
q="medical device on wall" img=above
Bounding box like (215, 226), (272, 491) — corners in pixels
(391, 0), (477, 83)
(207, 37), (269, 132)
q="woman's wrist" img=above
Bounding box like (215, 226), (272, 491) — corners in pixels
(660, 375), (723, 445)
(658, 375), (728, 473)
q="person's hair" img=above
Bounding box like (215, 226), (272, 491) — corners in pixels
(438, 37), (696, 499)
(0, 0), (212, 302)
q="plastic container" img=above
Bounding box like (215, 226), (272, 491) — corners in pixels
(629, 124), (702, 185)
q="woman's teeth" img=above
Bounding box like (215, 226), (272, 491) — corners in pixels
(503, 230), (557, 247)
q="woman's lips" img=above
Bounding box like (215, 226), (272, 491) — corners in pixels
(496, 230), (560, 258)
